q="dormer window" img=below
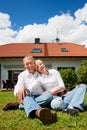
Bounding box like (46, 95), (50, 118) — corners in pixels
(31, 48), (42, 53)
(61, 48), (68, 52)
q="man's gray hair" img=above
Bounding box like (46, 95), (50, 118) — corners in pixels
(23, 55), (35, 63)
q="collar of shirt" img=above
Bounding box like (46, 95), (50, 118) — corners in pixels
(25, 70), (39, 78)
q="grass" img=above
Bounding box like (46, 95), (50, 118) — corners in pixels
(0, 91), (87, 130)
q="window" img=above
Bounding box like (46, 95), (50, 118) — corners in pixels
(31, 48), (42, 53)
(13, 70), (22, 81)
(57, 67), (75, 70)
(61, 48), (68, 52)
(8, 70), (23, 85)
(45, 64), (52, 69)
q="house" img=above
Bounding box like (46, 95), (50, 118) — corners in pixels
(0, 39), (87, 89)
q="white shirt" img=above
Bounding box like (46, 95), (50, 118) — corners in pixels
(39, 69), (65, 91)
(14, 70), (44, 96)
(14, 69), (65, 96)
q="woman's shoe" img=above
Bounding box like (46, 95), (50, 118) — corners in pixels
(63, 108), (79, 116)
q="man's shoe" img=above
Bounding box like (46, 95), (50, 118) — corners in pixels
(35, 108), (57, 124)
(51, 112), (57, 123)
(3, 102), (19, 111)
(63, 108), (79, 116)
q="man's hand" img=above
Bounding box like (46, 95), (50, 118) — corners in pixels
(16, 86), (29, 104)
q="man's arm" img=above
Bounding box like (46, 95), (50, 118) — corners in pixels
(14, 75), (28, 104)
(16, 86), (28, 104)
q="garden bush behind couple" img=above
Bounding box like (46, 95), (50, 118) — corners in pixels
(3, 55), (87, 124)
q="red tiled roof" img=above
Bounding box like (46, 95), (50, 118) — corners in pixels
(0, 42), (87, 57)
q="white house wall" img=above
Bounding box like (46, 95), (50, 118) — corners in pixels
(40, 58), (83, 70)
(0, 57), (86, 88)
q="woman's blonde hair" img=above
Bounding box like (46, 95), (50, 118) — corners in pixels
(35, 59), (43, 71)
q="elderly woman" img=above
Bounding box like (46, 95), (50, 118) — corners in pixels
(35, 59), (87, 115)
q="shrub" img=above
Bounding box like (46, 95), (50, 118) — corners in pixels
(59, 68), (77, 90)
(76, 60), (87, 85)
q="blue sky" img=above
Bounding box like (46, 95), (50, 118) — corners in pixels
(0, 0), (87, 46)
(0, 0), (86, 29)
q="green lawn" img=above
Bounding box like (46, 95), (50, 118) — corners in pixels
(0, 91), (87, 130)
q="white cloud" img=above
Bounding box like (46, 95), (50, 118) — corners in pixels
(74, 3), (87, 24)
(0, 28), (17, 44)
(0, 3), (87, 47)
(0, 12), (17, 45)
(0, 12), (11, 28)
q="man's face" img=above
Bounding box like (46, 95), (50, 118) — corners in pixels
(24, 58), (35, 74)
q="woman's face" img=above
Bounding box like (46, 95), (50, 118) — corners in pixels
(36, 60), (46, 73)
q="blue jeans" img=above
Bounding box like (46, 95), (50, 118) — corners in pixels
(51, 84), (87, 111)
(19, 92), (53, 117)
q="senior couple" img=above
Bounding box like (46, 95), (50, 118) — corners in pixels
(3, 55), (87, 124)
